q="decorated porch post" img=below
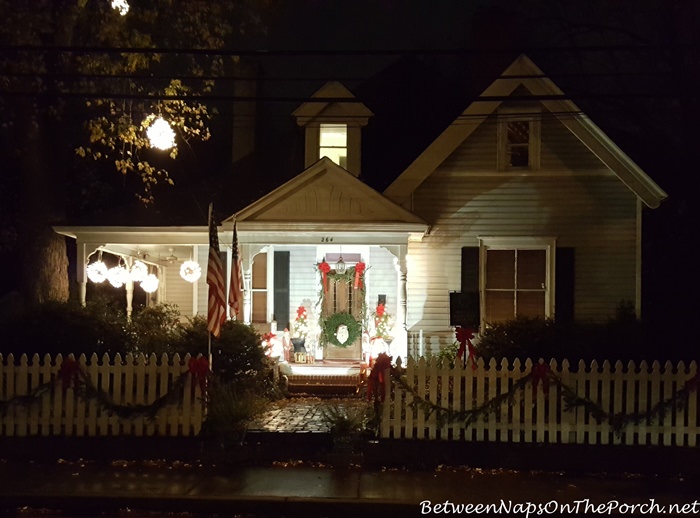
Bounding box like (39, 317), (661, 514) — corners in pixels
(394, 248), (408, 362)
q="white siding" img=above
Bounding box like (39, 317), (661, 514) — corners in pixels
(161, 263), (194, 317)
(407, 110), (639, 348)
(366, 246), (398, 317)
(195, 246), (208, 317)
(286, 246), (319, 323)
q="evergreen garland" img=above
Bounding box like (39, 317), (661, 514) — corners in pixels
(0, 358), (207, 420)
(322, 312), (362, 348)
(388, 365), (700, 437)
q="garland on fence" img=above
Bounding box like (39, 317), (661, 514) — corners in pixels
(0, 356), (210, 420)
(389, 363), (700, 436)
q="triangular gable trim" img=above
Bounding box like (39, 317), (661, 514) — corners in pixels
(384, 54), (667, 208)
(292, 81), (373, 126)
(224, 157), (427, 230)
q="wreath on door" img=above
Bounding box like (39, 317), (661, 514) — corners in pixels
(322, 312), (362, 348)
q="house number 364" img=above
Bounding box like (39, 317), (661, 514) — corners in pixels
(321, 236), (334, 243)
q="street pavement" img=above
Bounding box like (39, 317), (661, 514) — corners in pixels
(1, 397), (699, 517)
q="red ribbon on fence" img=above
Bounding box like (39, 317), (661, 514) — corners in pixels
(455, 326), (477, 370)
(354, 262), (366, 289)
(318, 261), (331, 293)
(188, 357), (210, 395)
(59, 358), (82, 391)
(367, 353), (392, 402)
(531, 363), (551, 396)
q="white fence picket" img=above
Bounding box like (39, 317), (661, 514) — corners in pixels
(379, 355), (700, 447)
(0, 352), (204, 437)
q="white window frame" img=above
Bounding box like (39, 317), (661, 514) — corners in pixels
(478, 236), (556, 329)
(497, 111), (541, 171)
(319, 123), (348, 167)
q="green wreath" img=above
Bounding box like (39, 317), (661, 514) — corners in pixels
(322, 312), (362, 348)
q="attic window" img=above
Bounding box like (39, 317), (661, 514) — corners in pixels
(319, 124), (347, 168)
(497, 116), (541, 170)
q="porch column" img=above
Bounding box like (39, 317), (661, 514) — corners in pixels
(240, 243), (253, 325)
(393, 245), (408, 363)
(78, 242), (103, 307)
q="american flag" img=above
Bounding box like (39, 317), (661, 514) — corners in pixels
(206, 203), (226, 338)
(228, 220), (243, 319)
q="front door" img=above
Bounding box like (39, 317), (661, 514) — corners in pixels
(322, 272), (363, 360)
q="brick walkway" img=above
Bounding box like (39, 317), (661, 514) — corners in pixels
(248, 397), (370, 433)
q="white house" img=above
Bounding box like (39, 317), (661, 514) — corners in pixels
(55, 55), (667, 362)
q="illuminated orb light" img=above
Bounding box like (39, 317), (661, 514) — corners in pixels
(86, 261), (108, 283)
(146, 117), (176, 150)
(141, 273), (160, 293)
(107, 265), (129, 288)
(180, 260), (202, 283)
(130, 260), (148, 283)
(111, 0), (129, 16)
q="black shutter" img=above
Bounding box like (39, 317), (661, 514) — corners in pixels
(450, 247), (480, 328)
(555, 247), (575, 323)
(273, 251), (290, 330)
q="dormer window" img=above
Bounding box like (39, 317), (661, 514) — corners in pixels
(319, 124), (347, 168)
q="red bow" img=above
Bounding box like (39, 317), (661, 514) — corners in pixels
(318, 261), (331, 293)
(367, 353), (392, 402)
(296, 306), (306, 319)
(59, 358), (82, 391)
(188, 357), (210, 395)
(375, 303), (385, 318)
(455, 326), (477, 370)
(531, 363), (551, 396)
(354, 262), (366, 289)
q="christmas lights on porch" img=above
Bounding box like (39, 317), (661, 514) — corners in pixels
(179, 260), (202, 283)
(86, 251), (108, 283)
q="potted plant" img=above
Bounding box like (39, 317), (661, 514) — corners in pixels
(291, 305), (309, 353)
(372, 303), (393, 344)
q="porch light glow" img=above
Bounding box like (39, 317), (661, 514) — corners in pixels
(146, 116), (176, 150)
(86, 260), (108, 283)
(107, 265), (129, 288)
(180, 260), (202, 283)
(111, 0), (129, 16)
(129, 260), (148, 283)
(141, 273), (160, 293)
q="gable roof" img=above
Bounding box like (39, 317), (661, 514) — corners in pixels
(292, 81), (374, 126)
(383, 54), (668, 209)
(225, 157), (427, 234)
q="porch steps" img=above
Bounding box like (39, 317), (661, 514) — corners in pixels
(281, 360), (365, 397)
(286, 373), (363, 397)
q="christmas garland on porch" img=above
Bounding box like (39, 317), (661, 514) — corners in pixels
(0, 357), (209, 420)
(387, 363), (700, 437)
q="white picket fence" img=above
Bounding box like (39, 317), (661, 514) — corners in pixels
(380, 357), (699, 446)
(0, 353), (205, 437)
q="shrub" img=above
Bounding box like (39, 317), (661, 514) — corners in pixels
(0, 298), (130, 357)
(173, 316), (275, 396)
(127, 303), (184, 356)
(476, 313), (658, 364)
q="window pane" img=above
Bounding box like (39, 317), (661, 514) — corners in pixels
(319, 147), (347, 167)
(252, 292), (267, 322)
(507, 121), (529, 167)
(517, 249), (546, 289)
(485, 291), (515, 323)
(319, 124), (347, 146)
(252, 253), (267, 289)
(507, 121), (529, 144)
(516, 292), (545, 318)
(486, 249), (514, 289)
